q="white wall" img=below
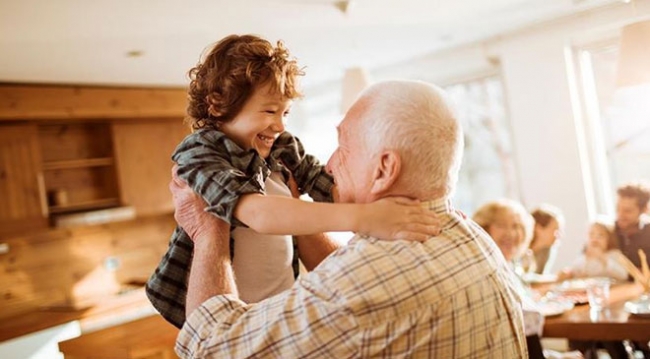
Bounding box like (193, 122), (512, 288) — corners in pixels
(370, 2), (650, 271)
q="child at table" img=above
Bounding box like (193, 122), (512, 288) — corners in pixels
(146, 34), (440, 328)
(558, 219), (627, 281)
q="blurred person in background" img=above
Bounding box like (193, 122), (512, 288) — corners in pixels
(613, 181), (650, 359)
(473, 199), (534, 264)
(557, 218), (627, 282)
(614, 181), (650, 269)
(530, 204), (565, 275)
(473, 199), (545, 359)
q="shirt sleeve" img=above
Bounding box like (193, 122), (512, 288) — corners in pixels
(272, 132), (334, 203)
(175, 278), (359, 359)
(172, 130), (266, 225)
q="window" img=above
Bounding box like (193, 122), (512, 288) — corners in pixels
(444, 75), (520, 213)
(575, 42), (650, 215)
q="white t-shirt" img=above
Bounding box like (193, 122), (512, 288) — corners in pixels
(231, 172), (296, 303)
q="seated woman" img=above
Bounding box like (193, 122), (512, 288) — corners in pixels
(530, 204), (565, 275)
(473, 198), (534, 268)
(557, 218), (627, 282)
(473, 199), (544, 359)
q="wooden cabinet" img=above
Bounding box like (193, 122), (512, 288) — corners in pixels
(0, 124), (48, 236)
(112, 120), (189, 216)
(38, 123), (122, 215)
(0, 83), (189, 234)
(0, 119), (188, 234)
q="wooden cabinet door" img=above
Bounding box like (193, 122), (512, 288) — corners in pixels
(0, 124), (47, 237)
(112, 119), (189, 216)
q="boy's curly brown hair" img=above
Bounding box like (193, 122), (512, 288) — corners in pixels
(186, 34), (304, 130)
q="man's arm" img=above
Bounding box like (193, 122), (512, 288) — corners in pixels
(169, 166), (238, 316)
(187, 230), (236, 315)
(285, 174), (342, 270)
(295, 232), (341, 271)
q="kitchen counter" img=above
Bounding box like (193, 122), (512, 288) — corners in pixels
(58, 314), (178, 359)
(0, 287), (154, 343)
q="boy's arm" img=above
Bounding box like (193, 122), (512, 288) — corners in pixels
(234, 194), (439, 241)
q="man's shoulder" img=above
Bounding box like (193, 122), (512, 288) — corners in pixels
(310, 224), (504, 292)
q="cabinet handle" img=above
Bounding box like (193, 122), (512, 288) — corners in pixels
(36, 173), (49, 218)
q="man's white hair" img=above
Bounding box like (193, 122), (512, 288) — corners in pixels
(357, 80), (463, 198)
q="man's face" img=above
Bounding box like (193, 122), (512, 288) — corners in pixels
(325, 103), (374, 204)
(616, 195), (643, 229)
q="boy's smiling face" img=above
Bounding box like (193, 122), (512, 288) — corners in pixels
(220, 82), (292, 159)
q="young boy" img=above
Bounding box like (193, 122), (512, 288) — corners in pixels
(146, 34), (439, 328)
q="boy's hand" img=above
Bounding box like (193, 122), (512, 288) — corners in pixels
(358, 197), (441, 242)
(170, 165), (228, 243)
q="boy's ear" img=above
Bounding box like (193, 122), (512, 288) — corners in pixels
(370, 150), (401, 195)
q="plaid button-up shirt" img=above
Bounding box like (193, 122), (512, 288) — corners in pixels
(176, 199), (528, 359)
(146, 129), (334, 329)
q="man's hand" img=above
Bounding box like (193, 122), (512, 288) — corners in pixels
(170, 165), (225, 242)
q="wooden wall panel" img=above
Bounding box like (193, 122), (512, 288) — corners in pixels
(0, 84), (187, 121)
(38, 123), (114, 162)
(0, 124), (47, 236)
(112, 119), (189, 216)
(0, 214), (175, 320)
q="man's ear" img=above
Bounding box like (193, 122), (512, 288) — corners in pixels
(370, 150), (401, 195)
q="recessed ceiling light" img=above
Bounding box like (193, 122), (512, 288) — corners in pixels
(126, 50), (144, 58)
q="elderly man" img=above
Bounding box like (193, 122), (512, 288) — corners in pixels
(173, 80), (527, 358)
(614, 182), (650, 268)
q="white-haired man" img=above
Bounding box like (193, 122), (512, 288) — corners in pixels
(174, 80), (527, 358)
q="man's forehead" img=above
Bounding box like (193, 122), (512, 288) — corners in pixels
(336, 115), (354, 140)
(339, 101), (367, 131)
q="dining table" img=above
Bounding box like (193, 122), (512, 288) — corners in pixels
(541, 282), (650, 342)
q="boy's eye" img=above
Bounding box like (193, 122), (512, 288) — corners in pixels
(283, 111), (290, 117)
(264, 110), (276, 115)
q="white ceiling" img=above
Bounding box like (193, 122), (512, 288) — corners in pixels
(0, 0), (622, 89)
